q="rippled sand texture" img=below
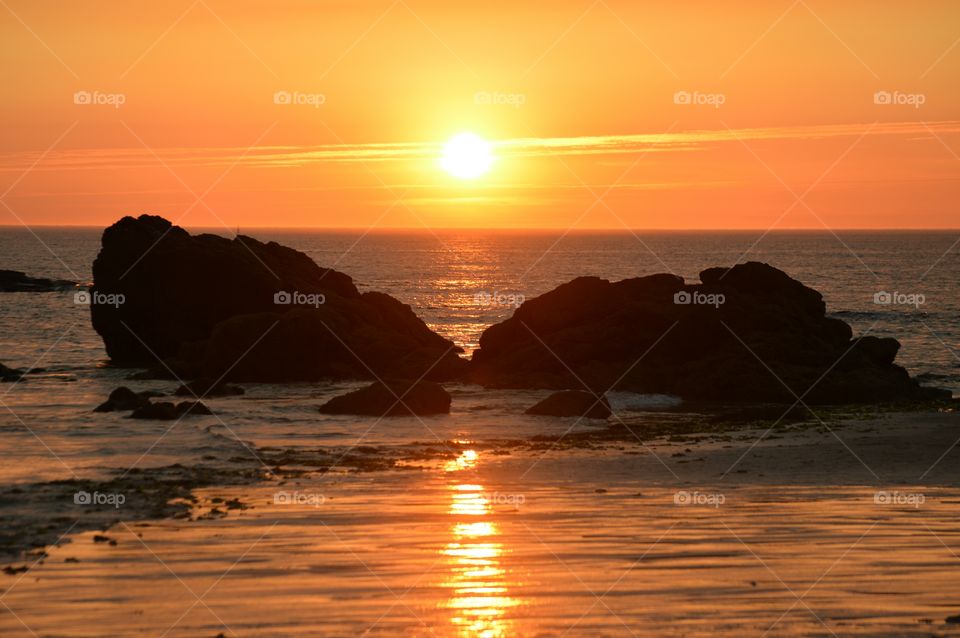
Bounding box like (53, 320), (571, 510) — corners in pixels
(3, 448), (960, 637)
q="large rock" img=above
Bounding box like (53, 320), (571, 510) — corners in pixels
(90, 215), (466, 382)
(318, 380), (451, 417)
(0, 270), (76, 292)
(469, 262), (949, 404)
(525, 390), (612, 419)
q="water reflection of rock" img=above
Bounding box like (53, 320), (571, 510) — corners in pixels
(441, 450), (523, 637)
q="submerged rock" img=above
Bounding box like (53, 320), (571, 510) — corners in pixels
(94, 386), (164, 412)
(318, 380), (451, 417)
(470, 262), (949, 405)
(129, 400), (212, 420)
(526, 390), (612, 420)
(90, 215), (466, 383)
(174, 378), (244, 397)
(0, 269), (76, 292)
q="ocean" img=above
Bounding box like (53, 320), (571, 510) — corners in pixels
(0, 228), (957, 485)
(2, 226), (960, 636)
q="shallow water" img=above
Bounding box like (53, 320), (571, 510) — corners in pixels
(1, 227), (959, 636)
(1, 228), (957, 486)
(3, 449), (960, 637)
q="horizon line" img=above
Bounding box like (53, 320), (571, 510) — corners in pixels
(2, 224), (959, 233)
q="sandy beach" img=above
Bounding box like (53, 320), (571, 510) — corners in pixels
(3, 407), (960, 637)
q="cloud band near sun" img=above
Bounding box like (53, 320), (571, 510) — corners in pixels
(2, 121), (958, 173)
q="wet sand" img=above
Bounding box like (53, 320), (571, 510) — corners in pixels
(3, 410), (960, 637)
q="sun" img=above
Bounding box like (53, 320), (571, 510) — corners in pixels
(440, 133), (494, 179)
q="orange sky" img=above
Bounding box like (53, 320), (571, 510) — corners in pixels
(1, 0), (958, 229)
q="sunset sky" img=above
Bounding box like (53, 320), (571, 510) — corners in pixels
(1, 0), (959, 229)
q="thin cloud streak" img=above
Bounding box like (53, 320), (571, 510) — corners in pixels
(1, 121), (958, 173)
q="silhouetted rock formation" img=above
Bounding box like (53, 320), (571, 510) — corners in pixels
(318, 380), (451, 416)
(91, 215), (466, 382)
(0, 270), (76, 292)
(470, 262), (949, 405)
(525, 390), (612, 419)
(94, 387), (164, 412)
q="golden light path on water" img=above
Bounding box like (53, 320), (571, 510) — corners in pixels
(441, 448), (523, 637)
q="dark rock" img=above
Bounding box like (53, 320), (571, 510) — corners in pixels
(0, 362), (23, 382)
(318, 380), (451, 417)
(174, 378), (244, 397)
(177, 401), (213, 416)
(851, 336), (900, 366)
(128, 400), (212, 420)
(469, 262), (950, 405)
(129, 402), (179, 420)
(0, 269), (76, 292)
(91, 215), (466, 382)
(525, 390), (612, 419)
(94, 386), (164, 412)
(176, 401), (213, 416)
(947, 614), (960, 624)
(126, 368), (178, 381)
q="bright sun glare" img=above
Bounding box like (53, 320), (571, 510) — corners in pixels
(440, 133), (494, 179)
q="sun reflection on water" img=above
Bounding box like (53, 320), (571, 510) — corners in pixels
(440, 450), (523, 637)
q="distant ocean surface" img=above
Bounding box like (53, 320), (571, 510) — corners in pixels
(0, 227), (957, 484)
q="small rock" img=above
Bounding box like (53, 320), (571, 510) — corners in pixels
(94, 386), (163, 412)
(525, 390), (611, 420)
(176, 401), (213, 416)
(129, 402), (179, 420)
(318, 380), (451, 417)
(128, 400), (212, 420)
(0, 361), (23, 382)
(174, 378), (244, 397)
(0, 269), (76, 292)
